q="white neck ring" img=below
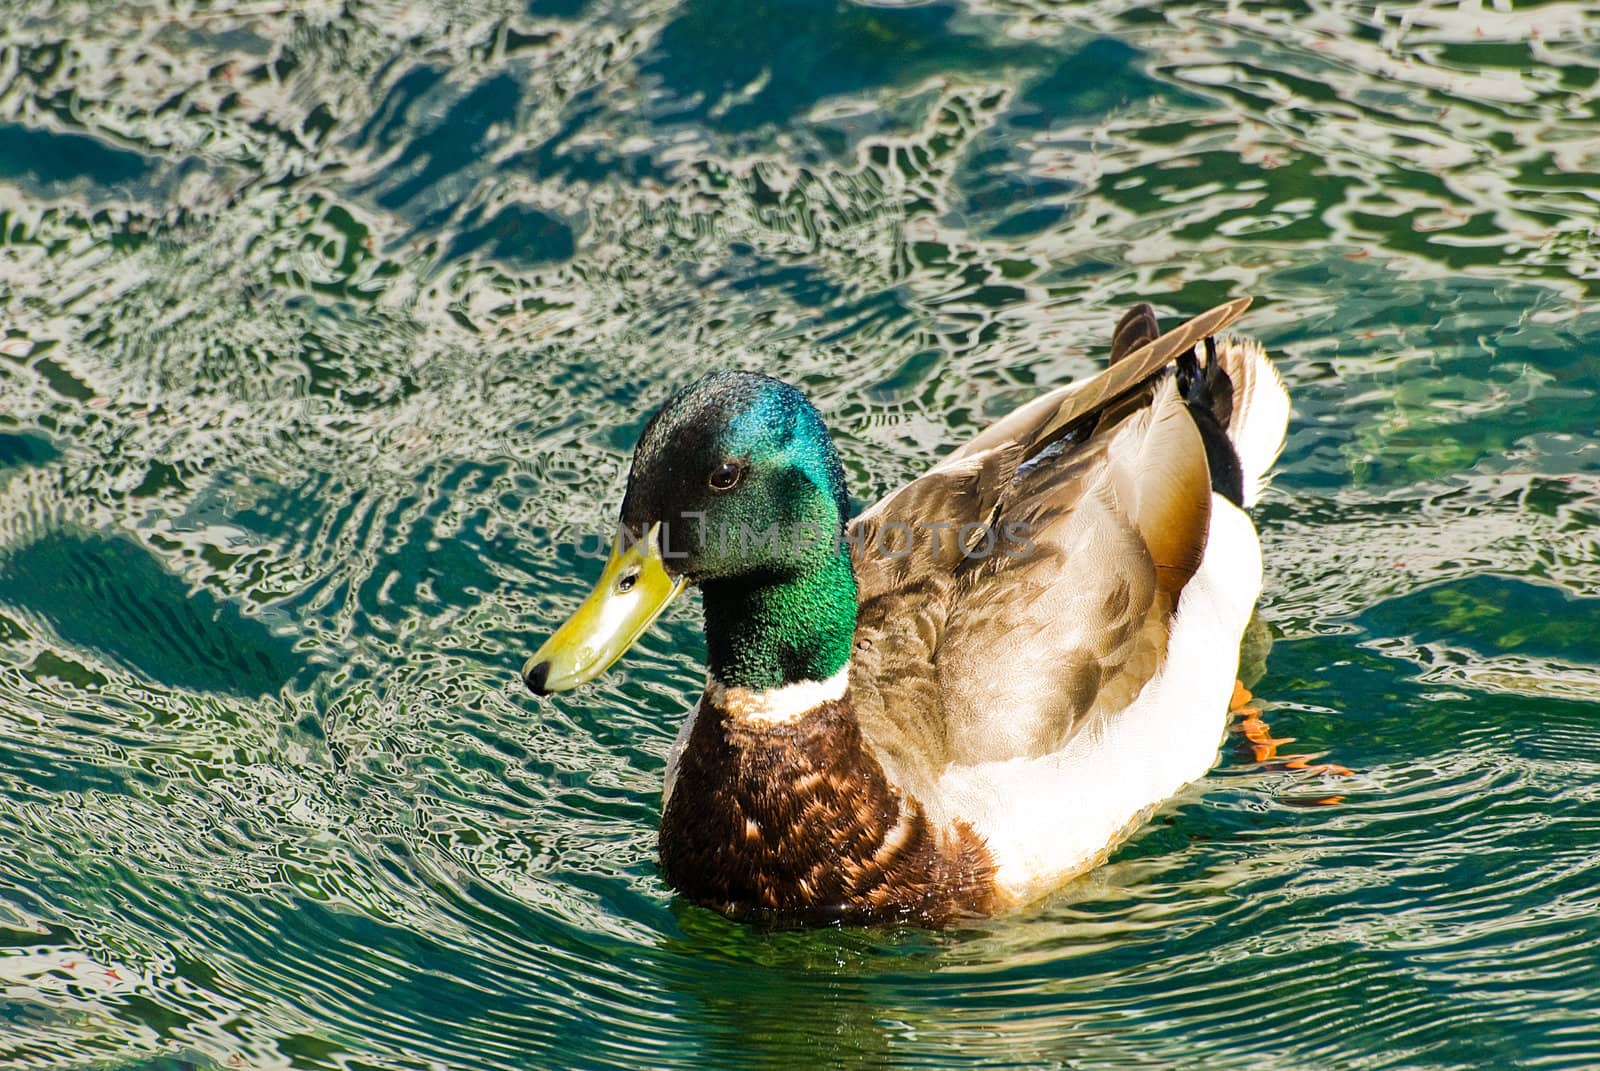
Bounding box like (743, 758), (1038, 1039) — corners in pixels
(705, 664), (851, 726)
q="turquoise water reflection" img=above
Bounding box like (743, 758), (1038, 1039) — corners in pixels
(1, 2), (1598, 1068)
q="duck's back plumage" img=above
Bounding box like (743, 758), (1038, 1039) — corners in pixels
(844, 298), (1290, 905)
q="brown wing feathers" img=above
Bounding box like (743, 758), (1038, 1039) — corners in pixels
(841, 297), (1253, 770)
(855, 297), (1250, 596)
(943, 296), (1252, 473)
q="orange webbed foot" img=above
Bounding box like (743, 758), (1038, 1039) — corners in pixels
(1229, 680), (1352, 803)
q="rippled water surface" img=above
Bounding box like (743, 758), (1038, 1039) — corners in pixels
(2, 1), (1599, 1068)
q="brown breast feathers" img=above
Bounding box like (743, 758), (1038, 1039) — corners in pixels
(658, 694), (997, 926)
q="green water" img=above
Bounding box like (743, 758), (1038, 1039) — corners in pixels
(1, 1), (1598, 1068)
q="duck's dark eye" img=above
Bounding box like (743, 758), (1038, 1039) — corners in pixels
(617, 570), (638, 593)
(709, 460), (743, 492)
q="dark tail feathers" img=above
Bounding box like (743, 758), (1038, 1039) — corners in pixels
(1176, 337), (1245, 508)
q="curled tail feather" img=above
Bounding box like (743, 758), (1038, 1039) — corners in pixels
(1176, 339), (1245, 507)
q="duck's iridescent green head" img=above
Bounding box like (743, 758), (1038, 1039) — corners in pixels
(525, 371), (858, 695)
(621, 370), (850, 581)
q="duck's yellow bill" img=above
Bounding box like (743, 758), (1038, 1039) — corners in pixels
(523, 523), (686, 695)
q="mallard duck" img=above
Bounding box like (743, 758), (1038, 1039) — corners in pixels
(524, 297), (1289, 926)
